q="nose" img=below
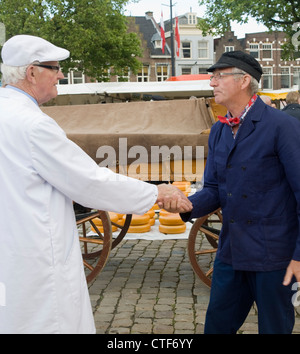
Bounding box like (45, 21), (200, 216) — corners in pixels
(57, 70), (65, 80)
(210, 77), (217, 87)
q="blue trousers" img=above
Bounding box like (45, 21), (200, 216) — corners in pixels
(204, 257), (296, 334)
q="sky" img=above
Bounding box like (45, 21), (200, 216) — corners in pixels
(124, 0), (268, 39)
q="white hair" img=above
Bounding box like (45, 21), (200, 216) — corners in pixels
(1, 62), (44, 86)
(1, 63), (28, 85)
(232, 67), (259, 96)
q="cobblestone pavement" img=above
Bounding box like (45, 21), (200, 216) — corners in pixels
(87, 238), (300, 334)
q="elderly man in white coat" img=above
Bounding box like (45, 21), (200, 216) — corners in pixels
(0, 35), (192, 334)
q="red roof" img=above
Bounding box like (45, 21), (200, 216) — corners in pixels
(166, 74), (211, 81)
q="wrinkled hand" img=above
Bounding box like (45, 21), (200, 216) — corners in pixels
(156, 183), (193, 213)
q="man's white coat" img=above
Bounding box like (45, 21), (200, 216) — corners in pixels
(0, 88), (157, 333)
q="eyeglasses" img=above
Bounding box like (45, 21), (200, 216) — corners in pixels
(33, 64), (61, 73)
(210, 72), (245, 81)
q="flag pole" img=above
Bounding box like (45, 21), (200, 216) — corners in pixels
(170, 0), (175, 76)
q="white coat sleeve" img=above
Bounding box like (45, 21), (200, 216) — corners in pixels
(29, 114), (158, 214)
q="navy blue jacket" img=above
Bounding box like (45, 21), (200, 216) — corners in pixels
(182, 97), (300, 271)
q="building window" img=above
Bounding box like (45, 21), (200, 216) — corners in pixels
(281, 67), (291, 88)
(293, 67), (300, 88)
(262, 43), (273, 60)
(182, 42), (191, 58)
(225, 46), (234, 52)
(117, 67), (130, 82)
(71, 71), (85, 84)
(249, 43), (259, 59)
(154, 40), (162, 49)
(262, 67), (273, 89)
(137, 65), (150, 82)
(59, 72), (69, 85)
(198, 41), (209, 59)
(199, 67), (208, 74)
(182, 67), (192, 75)
(156, 64), (168, 81)
(188, 14), (196, 25)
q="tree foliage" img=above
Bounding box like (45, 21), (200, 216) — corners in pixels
(198, 0), (300, 58)
(0, 0), (142, 81)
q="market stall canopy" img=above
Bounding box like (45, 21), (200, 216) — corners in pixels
(258, 89), (295, 100)
(56, 79), (213, 100)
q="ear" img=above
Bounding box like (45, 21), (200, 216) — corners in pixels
(240, 74), (252, 92)
(26, 65), (37, 84)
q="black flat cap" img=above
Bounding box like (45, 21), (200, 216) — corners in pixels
(207, 50), (263, 82)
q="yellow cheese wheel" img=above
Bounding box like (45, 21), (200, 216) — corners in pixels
(151, 203), (160, 210)
(92, 212), (119, 226)
(91, 224), (118, 233)
(117, 218), (124, 226)
(159, 209), (172, 217)
(172, 181), (191, 186)
(128, 222), (151, 233)
(159, 224), (186, 234)
(149, 217), (155, 226)
(146, 209), (155, 219)
(91, 212), (119, 233)
(159, 214), (184, 225)
(123, 214), (150, 225)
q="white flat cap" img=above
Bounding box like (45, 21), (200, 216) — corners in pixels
(1, 34), (70, 66)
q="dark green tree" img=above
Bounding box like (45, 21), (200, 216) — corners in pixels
(0, 0), (142, 81)
(198, 0), (300, 59)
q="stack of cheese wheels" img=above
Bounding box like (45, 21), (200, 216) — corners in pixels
(91, 211), (119, 233)
(123, 213), (151, 233)
(159, 209), (186, 234)
(146, 209), (156, 226)
(172, 181), (191, 196)
(151, 203), (160, 211)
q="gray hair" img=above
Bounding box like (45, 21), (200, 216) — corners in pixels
(1, 61), (44, 85)
(232, 67), (259, 96)
(1, 63), (28, 85)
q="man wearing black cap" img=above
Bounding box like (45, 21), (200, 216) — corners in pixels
(181, 51), (300, 334)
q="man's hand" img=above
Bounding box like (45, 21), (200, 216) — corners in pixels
(283, 260), (300, 286)
(156, 183), (193, 213)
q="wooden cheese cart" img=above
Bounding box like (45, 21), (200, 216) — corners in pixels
(42, 98), (226, 286)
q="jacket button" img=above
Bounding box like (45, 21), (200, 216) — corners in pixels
(230, 219), (235, 224)
(227, 192), (232, 197)
(241, 166), (246, 171)
(247, 220), (253, 224)
(242, 194), (248, 199)
(227, 164), (232, 169)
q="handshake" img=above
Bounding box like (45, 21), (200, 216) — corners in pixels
(156, 183), (193, 214)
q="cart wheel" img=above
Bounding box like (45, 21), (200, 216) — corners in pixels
(188, 209), (222, 287)
(111, 214), (132, 249)
(76, 210), (112, 284)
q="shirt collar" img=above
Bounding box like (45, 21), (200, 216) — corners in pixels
(5, 85), (38, 106)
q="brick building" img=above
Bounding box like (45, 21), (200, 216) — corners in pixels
(215, 29), (300, 91)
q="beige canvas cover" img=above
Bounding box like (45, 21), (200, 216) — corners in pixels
(42, 98), (214, 181)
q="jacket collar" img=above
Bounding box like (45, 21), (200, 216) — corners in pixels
(223, 96), (265, 151)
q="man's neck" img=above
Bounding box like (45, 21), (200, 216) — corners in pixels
(227, 95), (253, 118)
